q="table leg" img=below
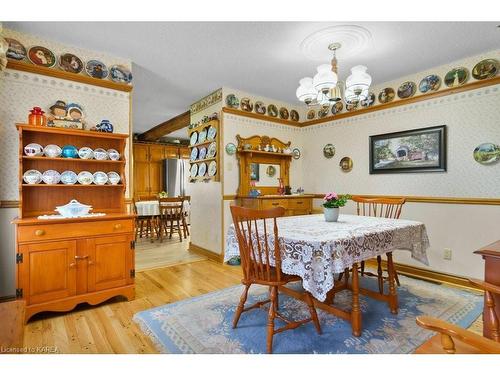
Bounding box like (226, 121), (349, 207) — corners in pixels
(351, 262), (362, 337)
(386, 252), (399, 314)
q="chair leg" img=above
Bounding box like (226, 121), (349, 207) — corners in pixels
(139, 220), (144, 238)
(169, 218), (174, 239)
(158, 217), (163, 243)
(267, 286), (277, 354)
(177, 218), (182, 242)
(233, 284), (250, 329)
(182, 216), (188, 239)
(394, 269), (401, 287)
(361, 261), (365, 276)
(304, 292), (322, 334)
(377, 255), (384, 294)
(337, 272), (343, 281)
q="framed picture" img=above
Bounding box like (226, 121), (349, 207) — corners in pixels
(250, 163), (260, 181)
(369, 125), (446, 174)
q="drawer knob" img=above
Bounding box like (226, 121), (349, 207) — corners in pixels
(35, 229), (45, 236)
(114, 224), (122, 230)
(69, 262), (76, 268)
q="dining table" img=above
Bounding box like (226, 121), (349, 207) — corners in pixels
(225, 213), (430, 336)
(135, 200), (190, 218)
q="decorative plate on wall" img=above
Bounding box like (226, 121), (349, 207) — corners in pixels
(85, 60), (109, 79)
(307, 109), (316, 120)
(279, 107), (290, 120)
(346, 102), (358, 112)
(240, 97), (254, 112)
(378, 88), (395, 104)
(58, 53), (84, 74)
(207, 126), (217, 141)
(225, 94), (239, 108)
(331, 101), (343, 114)
(266, 165), (276, 177)
(198, 128), (207, 143)
(255, 101), (266, 115)
(444, 67), (469, 87)
(318, 107), (329, 118)
(28, 46), (56, 68)
(290, 109), (300, 122)
(208, 161), (217, 177)
(190, 163), (198, 178)
(198, 162), (207, 177)
(267, 104), (278, 117)
(473, 143), (500, 164)
(5, 38), (26, 60)
(339, 157), (353, 172)
(360, 92), (375, 107)
(419, 74), (441, 93)
(225, 143), (237, 155)
(397, 81), (417, 99)
(207, 142), (217, 158)
(190, 147), (198, 161)
(190, 131), (198, 146)
(323, 144), (335, 158)
(198, 147), (207, 159)
(292, 148), (301, 160)
(472, 59), (499, 80)
(110, 65), (133, 84)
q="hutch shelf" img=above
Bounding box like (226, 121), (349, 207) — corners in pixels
(188, 118), (220, 183)
(14, 124), (135, 322)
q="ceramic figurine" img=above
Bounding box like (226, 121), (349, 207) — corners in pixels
(96, 119), (114, 133)
(47, 100), (85, 129)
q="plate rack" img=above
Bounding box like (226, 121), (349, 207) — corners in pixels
(17, 124), (129, 218)
(187, 118), (220, 182)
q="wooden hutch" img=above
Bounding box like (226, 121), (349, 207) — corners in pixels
(14, 124), (135, 322)
(235, 135), (313, 216)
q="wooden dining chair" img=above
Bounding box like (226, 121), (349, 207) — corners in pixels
(158, 197), (184, 243)
(178, 195), (191, 239)
(341, 196), (406, 293)
(416, 278), (500, 354)
(132, 198), (155, 242)
(230, 205), (322, 354)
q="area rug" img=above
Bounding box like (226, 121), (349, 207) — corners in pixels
(133, 275), (483, 354)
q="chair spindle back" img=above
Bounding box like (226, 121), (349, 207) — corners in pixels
(352, 196), (406, 219)
(158, 197), (183, 219)
(230, 206), (285, 284)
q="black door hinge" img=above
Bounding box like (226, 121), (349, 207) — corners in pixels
(16, 253), (23, 263)
(130, 241), (135, 250)
(15, 288), (23, 298)
(130, 269), (135, 278)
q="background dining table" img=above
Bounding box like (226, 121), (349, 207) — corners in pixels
(135, 200), (190, 220)
(225, 213), (430, 335)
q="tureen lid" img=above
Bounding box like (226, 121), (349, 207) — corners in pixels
(56, 199), (92, 210)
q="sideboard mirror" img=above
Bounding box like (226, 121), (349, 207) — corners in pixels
(236, 135), (292, 196)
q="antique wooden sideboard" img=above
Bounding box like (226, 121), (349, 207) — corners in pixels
(14, 124), (135, 322)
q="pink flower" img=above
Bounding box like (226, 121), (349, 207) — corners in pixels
(324, 192), (338, 201)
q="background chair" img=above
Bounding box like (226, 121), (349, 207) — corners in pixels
(230, 205), (321, 354)
(132, 198), (156, 242)
(178, 195), (191, 239)
(416, 278), (500, 353)
(158, 197), (184, 242)
(340, 196), (406, 293)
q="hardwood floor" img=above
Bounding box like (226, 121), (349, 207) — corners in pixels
(135, 236), (206, 271)
(23, 260), (242, 353)
(21, 260), (482, 354)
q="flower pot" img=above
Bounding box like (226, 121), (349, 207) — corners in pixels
(323, 207), (340, 222)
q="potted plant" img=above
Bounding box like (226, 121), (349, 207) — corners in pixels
(322, 192), (351, 222)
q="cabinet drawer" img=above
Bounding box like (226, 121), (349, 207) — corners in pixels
(261, 199), (288, 209)
(18, 219), (134, 243)
(288, 198), (311, 210)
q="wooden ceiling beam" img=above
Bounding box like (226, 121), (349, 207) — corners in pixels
(137, 110), (190, 141)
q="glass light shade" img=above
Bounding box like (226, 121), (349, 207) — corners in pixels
(296, 77), (317, 104)
(313, 64), (338, 93)
(345, 65), (371, 96)
(344, 86), (369, 104)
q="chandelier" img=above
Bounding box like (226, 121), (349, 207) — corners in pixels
(296, 43), (372, 107)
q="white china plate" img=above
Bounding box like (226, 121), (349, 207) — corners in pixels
(198, 162), (207, 177)
(190, 132), (198, 146)
(61, 170), (78, 185)
(93, 171), (108, 185)
(208, 161), (217, 177)
(23, 169), (42, 184)
(207, 142), (217, 158)
(77, 171), (94, 185)
(42, 169), (61, 184)
(190, 164), (198, 178)
(107, 171), (121, 185)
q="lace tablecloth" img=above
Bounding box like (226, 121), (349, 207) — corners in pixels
(225, 214), (430, 302)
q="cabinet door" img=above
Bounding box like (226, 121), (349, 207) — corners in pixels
(87, 235), (134, 292)
(164, 146), (179, 159)
(179, 147), (190, 159)
(18, 240), (77, 305)
(134, 144), (151, 197)
(149, 161), (163, 196)
(149, 145), (165, 162)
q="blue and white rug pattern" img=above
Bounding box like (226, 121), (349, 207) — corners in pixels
(133, 275), (482, 354)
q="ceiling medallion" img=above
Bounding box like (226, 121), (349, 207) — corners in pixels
(300, 25), (373, 61)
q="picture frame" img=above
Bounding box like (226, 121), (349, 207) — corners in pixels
(369, 125), (446, 174)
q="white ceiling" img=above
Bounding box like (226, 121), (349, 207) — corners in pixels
(5, 22), (500, 137)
